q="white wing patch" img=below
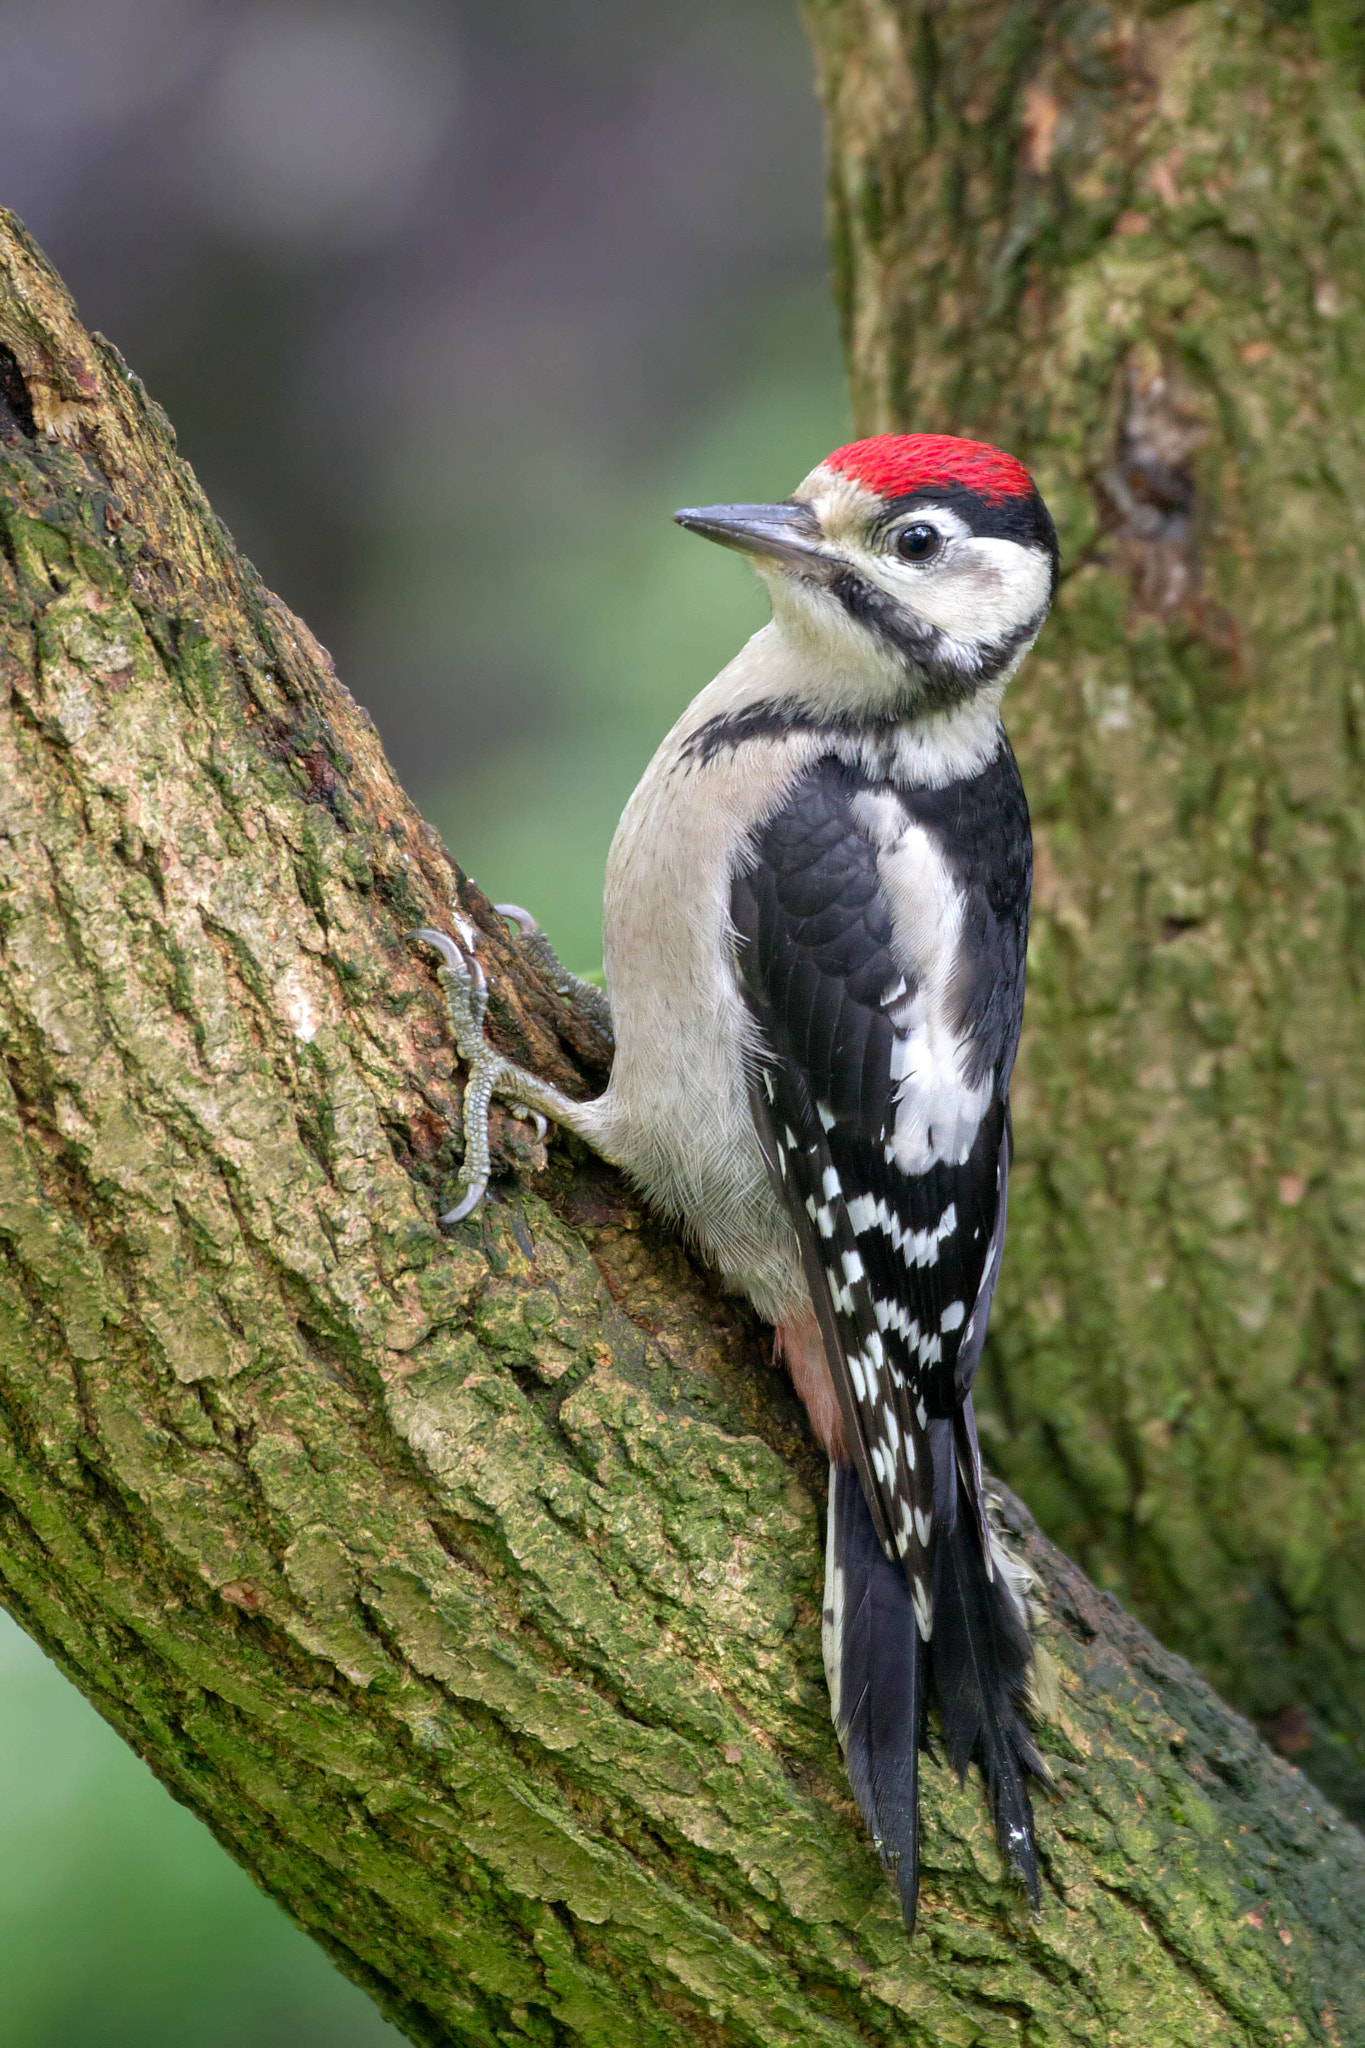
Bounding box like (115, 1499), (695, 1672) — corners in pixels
(850, 789), (991, 1173)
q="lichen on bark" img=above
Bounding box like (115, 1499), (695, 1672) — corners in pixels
(806, 0), (1365, 1826)
(0, 177), (1362, 2048)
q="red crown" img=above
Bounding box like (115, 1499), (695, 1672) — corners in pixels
(823, 433), (1033, 504)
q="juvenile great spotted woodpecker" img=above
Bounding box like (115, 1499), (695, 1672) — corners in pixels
(415, 432), (1057, 1928)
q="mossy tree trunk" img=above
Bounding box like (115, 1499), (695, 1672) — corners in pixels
(0, 150), (1361, 2048)
(805, 0), (1365, 1823)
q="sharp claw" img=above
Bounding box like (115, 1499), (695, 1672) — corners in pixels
(529, 1111), (548, 1142)
(411, 927), (488, 1001)
(494, 902), (543, 935)
(410, 927), (465, 971)
(441, 1178), (488, 1225)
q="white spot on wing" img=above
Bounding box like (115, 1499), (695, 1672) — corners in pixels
(941, 1300), (965, 1332)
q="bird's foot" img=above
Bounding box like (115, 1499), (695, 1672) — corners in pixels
(493, 903), (614, 1045)
(411, 926), (585, 1224)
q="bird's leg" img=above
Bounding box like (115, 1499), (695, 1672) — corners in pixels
(411, 927), (609, 1224)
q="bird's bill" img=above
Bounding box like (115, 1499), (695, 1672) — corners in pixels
(673, 502), (836, 582)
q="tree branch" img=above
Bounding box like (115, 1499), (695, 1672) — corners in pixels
(0, 201), (1360, 2047)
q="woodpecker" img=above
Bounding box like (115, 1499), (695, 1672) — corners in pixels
(415, 432), (1056, 1928)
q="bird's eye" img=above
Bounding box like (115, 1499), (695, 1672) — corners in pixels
(895, 523), (941, 562)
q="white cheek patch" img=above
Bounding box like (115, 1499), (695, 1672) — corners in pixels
(854, 519), (1052, 646)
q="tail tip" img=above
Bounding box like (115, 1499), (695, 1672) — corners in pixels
(1003, 1823), (1043, 1913)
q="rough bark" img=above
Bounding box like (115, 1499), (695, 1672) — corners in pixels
(0, 193), (1362, 2048)
(805, 0), (1365, 1825)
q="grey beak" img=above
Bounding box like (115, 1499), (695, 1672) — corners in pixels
(673, 501), (835, 582)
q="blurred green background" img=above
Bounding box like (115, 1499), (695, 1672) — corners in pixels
(0, 0), (845, 2039)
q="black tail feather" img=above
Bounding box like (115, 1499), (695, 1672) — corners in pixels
(825, 1432), (1044, 1927)
(824, 1463), (924, 1930)
(929, 1419), (1043, 1906)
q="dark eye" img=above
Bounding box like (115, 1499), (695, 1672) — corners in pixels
(895, 522), (941, 562)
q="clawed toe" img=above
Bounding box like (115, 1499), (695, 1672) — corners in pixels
(411, 925), (499, 1222)
(411, 925), (465, 971)
(412, 922), (576, 1228)
(411, 927), (489, 1046)
(411, 925), (486, 997)
(494, 902), (543, 935)
(440, 1179), (488, 1226)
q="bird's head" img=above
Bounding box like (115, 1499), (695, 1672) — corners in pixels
(675, 433), (1057, 721)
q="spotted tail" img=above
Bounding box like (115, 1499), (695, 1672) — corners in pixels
(823, 1421), (1044, 1930)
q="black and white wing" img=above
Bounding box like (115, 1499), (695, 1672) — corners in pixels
(732, 751), (1024, 1609)
(731, 743), (1042, 1919)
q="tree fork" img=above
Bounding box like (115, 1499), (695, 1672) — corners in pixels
(0, 200), (1360, 2045)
